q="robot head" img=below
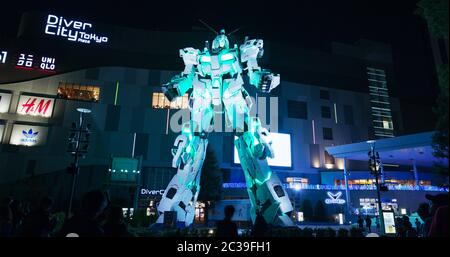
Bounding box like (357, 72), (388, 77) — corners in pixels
(211, 29), (229, 53)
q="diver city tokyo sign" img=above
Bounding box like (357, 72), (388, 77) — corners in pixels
(44, 14), (108, 44)
(325, 191), (346, 205)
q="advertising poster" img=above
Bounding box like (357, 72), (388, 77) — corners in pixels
(17, 95), (55, 118)
(383, 211), (397, 234)
(0, 92), (12, 113)
(9, 124), (49, 146)
(234, 132), (292, 167)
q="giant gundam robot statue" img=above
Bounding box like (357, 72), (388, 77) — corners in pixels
(156, 29), (294, 227)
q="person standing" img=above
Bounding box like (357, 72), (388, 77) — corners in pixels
(216, 205), (238, 237)
(365, 215), (372, 233)
(414, 218), (421, 235)
(357, 215), (364, 230)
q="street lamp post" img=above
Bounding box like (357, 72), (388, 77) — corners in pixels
(66, 108), (92, 218)
(367, 140), (385, 236)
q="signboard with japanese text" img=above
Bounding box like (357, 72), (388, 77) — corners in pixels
(15, 53), (57, 73)
(9, 124), (48, 146)
(17, 95), (55, 118)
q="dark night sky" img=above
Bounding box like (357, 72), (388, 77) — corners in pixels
(0, 0), (439, 131)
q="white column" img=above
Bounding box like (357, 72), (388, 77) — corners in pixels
(343, 158), (351, 221)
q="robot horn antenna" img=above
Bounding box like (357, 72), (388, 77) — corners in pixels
(198, 19), (218, 35)
(227, 26), (243, 36)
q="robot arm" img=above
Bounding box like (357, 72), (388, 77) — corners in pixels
(240, 38), (280, 93)
(162, 47), (199, 101)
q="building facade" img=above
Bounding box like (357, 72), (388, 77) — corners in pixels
(0, 12), (447, 224)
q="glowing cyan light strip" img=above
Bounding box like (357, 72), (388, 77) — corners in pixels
(312, 120), (316, 144)
(333, 103), (338, 124)
(222, 183), (449, 192)
(114, 81), (119, 106)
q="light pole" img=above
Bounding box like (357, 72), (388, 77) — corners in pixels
(367, 140), (385, 236)
(66, 108), (92, 218)
(293, 183), (300, 222)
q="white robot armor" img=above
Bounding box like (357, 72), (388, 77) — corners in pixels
(156, 29), (294, 227)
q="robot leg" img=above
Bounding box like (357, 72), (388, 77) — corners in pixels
(235, 118), (294, 226)
(156, 125), (208, 227)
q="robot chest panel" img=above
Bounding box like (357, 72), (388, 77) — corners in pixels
(199, 54), (238, 77)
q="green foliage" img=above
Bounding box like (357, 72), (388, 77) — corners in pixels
(300, 199), (313, 221)
(416, 0), (449, 39)
(432, 64), (449, 172)
(417, 0), (449, 174)
(198, 146), (223, 202)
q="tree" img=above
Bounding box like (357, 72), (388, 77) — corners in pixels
(417, 0), (449, 175)
(198, 146), (223, 222)
(300, 199), (313, 221)
(313, 200), (327, 222)
(416, 0), (449, 39)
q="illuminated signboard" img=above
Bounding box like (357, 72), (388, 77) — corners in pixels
(140, 189), (165, 196)
(0, 122), (5, 142)
(325, 191), (346, 205)
(0, 51), (7, 63)
(383, 211), (397, 234)
(0, 92), (12, 113)
(234, 132), (292, 167)
(9, 124), (48, 146)
(45, 14), (108, 44)
(15, 53), (57, 73)
(17, 95), (55, 118)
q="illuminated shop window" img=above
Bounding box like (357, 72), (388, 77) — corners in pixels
(195, 202), (206, 223)
(57, 82), (100, 103)
(152, 92), (189, 109)
(344, 179), (431, 186)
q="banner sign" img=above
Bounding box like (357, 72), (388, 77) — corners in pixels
(17, 95), (55, 118)
(9, 124), (48, 146)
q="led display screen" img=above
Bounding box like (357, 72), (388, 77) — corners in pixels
(383, 211), (397, 234)
(9, 124), (49, 146)
(17, 95), (55, 118)
(234, 132), (292, 168)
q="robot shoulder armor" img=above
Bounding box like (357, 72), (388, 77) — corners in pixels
(239, 39), (264, 61)
(179, 47), (200, 65)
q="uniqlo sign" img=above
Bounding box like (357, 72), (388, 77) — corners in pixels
(17, 95), (55, 118)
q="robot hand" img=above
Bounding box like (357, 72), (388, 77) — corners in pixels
(255, 70), (280, 93)
(162, 74), (186, 101)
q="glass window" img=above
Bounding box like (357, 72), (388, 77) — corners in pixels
(57, 82), (100, 102)
(323, 127), (333, 140)
(287, 100), (308, 119)
(152, 92), (189, 109)
(321, 106), (331, 119)
(344, 105), (354, 125)
(320, 90), (330, 100)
